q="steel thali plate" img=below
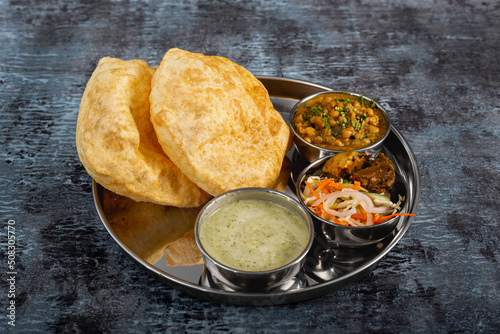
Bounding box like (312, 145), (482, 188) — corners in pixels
(93, 76), (421, 306)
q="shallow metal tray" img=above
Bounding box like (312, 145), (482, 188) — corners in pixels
(93, 76), (421, 306)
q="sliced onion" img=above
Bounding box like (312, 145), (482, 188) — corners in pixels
(348, 218), (364, 227)
(373, 199), (392, 206)
(323, 206), (357, 217)
(350, 191), (391, 214)
(366, 212), (373, 226)
(365, 205), (391, 214)
(334, 199), (358, 209)
(310, 188), (392, 217)
(311, 190), (360, 207)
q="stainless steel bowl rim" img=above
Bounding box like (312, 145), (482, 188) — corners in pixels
(194, 187), (315, 276)
(295, 154), (407, 229)
(289, 90), (392, 153)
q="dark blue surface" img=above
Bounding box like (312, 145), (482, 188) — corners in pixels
(0, 0), (499, 333)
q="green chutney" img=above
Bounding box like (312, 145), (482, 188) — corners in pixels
(199, 199), (310, 272)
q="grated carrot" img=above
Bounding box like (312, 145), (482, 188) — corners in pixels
(305, 181), (320, 199)
(333, 217), (349, 226)
(315, 179), (333, 193)
(358, 204), (367, 217)
(350, 181), (361, 191)
(374, 213), (416, 223)
(351, 213), (368, 220)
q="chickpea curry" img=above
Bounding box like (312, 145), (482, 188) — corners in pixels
(293, 93), (388, 150)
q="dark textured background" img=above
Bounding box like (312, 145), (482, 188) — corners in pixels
(0, 0), (499, 333)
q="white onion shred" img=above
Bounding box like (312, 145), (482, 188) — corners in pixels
(311, 189), (391, 215)
(302, 178), (405, 226)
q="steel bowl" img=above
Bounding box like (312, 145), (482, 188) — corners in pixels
(289, 90), (391, 162)
(194, 187), (314, 291)
(296, 155), (409, 248)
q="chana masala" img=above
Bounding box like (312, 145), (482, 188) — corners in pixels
(293, 93), (388, 150)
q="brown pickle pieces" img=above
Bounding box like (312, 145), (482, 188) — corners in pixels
(322, 151), (395, 192)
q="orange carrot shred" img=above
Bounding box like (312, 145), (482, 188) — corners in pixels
(374, 213), (416, 223)
(337, 220), (349, 226)
(351, 181), (361, 190)
(315, 179), (333, 193)
(305, 181), (320, 199)
(329, 182), (342, 191)
(359, 205), (367, 216)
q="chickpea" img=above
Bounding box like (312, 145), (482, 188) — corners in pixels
(304, 136), (311, 142)
(328, 101), (336, 109)
(329, 109), (340, 118)
(309, 116), (324, 130)
(328, 119), (337, 127)
(305, 127), (316, 137)
(313, 136), (323, 145)
(297, 125), (306, 135)
(338, 116), (347, 124)
(367, 125), (380, 133)
(348, 110), (357, 121)
(353, 101), (361, 108)
(366, 108), (374, 117)
(354, 131), (363, 139)
(325, 135), (335, 145)
(342, 126), (354, 139)
(336, 101), (344, 108)
(334, 139), (344, 146)
(352, 139), (361, 146)
(295, 114), (304, 123)
(369, 115), (379, 126)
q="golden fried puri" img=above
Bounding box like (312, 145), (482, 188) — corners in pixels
(150, 48), (291, 196)
(76, 57), (211, 207)
(102, 188), (200, 265)
(272, 156), (292, 193)
(165, 230), (204, 267)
